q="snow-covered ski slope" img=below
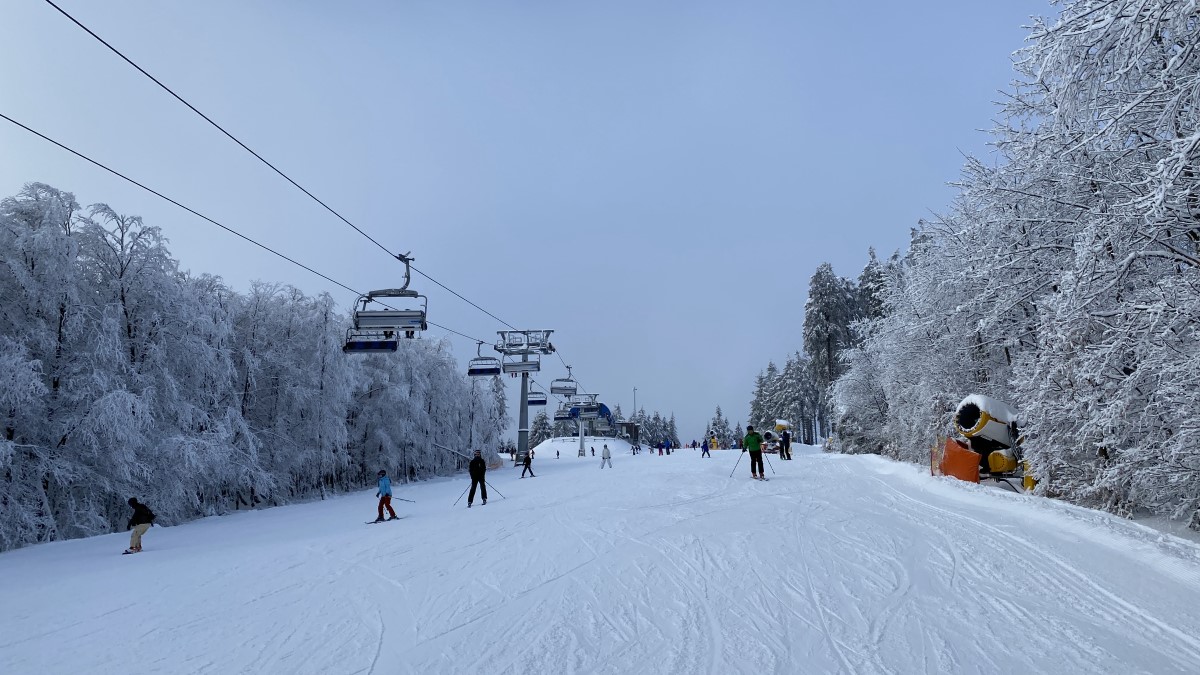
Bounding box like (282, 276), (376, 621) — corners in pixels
(3, 443), (1200, 675)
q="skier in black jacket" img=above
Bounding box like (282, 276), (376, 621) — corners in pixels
(521, 451), (535, 478)
(124, 497), (155, 554)
(468, 450), (488, 507)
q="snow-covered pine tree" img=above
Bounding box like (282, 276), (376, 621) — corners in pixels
(529, 410), (552, 448)
(803, 263), (862, 435)
(748, 370), (767, 431)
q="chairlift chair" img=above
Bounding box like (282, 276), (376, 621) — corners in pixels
(352, 255), (428, 338)
(527, 392), (547, 406)
(344, 255), (428, 353)
(467, 342), (502, 377)
(554, 406), (573, 422)
(550, 366), (578, 396)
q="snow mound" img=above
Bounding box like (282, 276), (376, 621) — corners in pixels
(531, 435), (633, 456)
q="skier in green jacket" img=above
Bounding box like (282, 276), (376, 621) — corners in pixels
(743, 426), (766, 480)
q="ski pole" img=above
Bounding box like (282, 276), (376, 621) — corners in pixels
(729, 450), (745, 478)
(434, 442), (471, 460)
(394, 498), (416, 503)
(764, 452), (776, 475)
(453, 485), (470, 507)
(485, 480), (505, 500)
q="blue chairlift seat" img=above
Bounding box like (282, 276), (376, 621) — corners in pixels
(343, 339), (399, 353)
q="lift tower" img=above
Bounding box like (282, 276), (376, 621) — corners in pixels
(494, 330), (555, 462)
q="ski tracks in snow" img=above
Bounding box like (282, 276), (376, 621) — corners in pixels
(4, 445), (1200, 674)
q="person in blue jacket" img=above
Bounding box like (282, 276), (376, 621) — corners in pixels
(374, 470), (398, 522)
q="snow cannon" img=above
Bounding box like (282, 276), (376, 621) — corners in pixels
(934, 394), (1024, 489)
(774, 419), (790, 433)
(954, 395), (1018, 451)
(761, 430), (780, 453)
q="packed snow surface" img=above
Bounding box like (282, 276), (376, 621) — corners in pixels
(4, 442), (1200, 674)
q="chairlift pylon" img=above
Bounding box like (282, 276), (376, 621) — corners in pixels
(501, 353), (541, 374)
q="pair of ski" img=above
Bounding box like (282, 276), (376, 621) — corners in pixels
(365, 516), (407, 525)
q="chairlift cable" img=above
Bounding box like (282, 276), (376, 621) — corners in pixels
(0, 112), (360, 298)
(427, 322), (488, 344)
(39, 2), (591, 385)
(0, 111), (494, 349)
(44, 0), (519, 333)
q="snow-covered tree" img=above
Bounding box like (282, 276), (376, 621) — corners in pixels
(707, 406), (735, 447)
(529, 410), (553, 447)
(826, 0), (1200, 530)
(0, 183), (517, 550)
(803, 263), (862, 434)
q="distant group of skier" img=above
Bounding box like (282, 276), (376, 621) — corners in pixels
(121, 425), (797, 552)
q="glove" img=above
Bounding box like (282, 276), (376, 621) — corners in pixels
(376, 492), (380, 498)
(742, 448), (746, 453)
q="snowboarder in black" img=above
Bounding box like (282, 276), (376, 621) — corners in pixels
(780, 429), (792, 460)
(124, 497), (155, 554)
(468, 450), (488, 507)
(521, 451), (535, 478)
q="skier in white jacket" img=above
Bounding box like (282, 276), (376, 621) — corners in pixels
(600, 444), (612, 469)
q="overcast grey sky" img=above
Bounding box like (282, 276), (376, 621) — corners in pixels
(1, 0), (1051, 439)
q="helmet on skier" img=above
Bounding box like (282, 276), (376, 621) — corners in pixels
(378, 470), (386, 477)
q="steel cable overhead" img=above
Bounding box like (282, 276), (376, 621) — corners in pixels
(40, 0), (594, 388)
(0, 112), (491, 346)
(41, 0), (515, 332)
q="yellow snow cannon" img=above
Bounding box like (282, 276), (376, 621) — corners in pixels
(954, 395), (1018, 450)
(940, 395), (1027, 492)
